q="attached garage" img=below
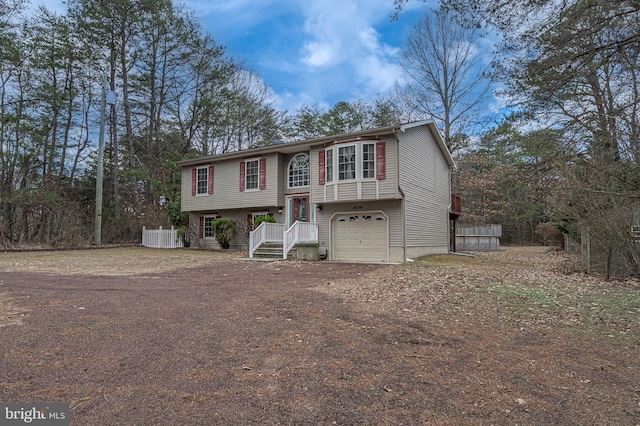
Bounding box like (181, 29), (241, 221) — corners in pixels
(332, 212), (389, 262)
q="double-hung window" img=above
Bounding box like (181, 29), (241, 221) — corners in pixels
(323, 141), (384, 183)
(245, 159), (259, 190)
(196, 167), (208, 195)
(203, 217), (215, 238)
(325, 148), (334, 183)
(362, 143), (375, 179)
(338, 145), (356, 180)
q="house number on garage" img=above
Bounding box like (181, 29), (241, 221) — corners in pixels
(353, 205), (363, 210)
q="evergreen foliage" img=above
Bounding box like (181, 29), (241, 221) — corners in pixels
(212, 218), (235, 249)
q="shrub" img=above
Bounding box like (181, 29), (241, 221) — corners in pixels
(253, 215), (276, 229)
(212, 218), (236, 249)
(535, 222), (564, 247)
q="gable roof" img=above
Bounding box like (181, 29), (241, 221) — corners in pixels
(175, 120), (454, 168)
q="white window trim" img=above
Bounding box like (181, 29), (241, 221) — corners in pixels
(244, 158), (260, 192)
(252, 211), (270, 223)
(203, 214), (217, 238)
(196, 166), (209, 196)
(337, 144), (357, 181)
(285, 195), (315, 227)
(287, 153), (310, 189)
(325, 141), (378, 183)
(326, 148), (334, 183)
(361, 142), (376, 180)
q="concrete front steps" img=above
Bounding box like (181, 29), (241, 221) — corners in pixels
(252, 242), (320, 260)
(252, 242), (285, 259)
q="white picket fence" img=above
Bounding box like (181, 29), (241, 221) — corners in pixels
(141, 226), (183, 249)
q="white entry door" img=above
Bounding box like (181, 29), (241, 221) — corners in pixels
(332, 212), (388, 262)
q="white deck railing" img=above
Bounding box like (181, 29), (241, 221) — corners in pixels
(142, 226), (183, 249)
(249, 222), (286, 258)
(283, 221), (318, 260)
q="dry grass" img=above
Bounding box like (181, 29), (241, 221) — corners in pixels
(320, 246), (640, 340)
(0, 247), (243, 275)
(1, 246), (640, 424)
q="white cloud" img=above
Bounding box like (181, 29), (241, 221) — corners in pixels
(293, 0), (406, 106)
(301, 41), (337, 67)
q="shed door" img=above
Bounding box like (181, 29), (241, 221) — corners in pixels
(332, 213), (388, 262)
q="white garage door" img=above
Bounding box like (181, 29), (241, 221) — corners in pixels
(332, 212), (388, 262)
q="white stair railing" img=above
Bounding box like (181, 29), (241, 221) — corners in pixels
(249, 222), (285, 258)
(283, 221), (318, 260)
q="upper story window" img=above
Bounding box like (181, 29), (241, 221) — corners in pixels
(196, 167), (209, 195)
(338, 145), (356, 180)
(288, 153), (310, 188)
(362, 143), (375, 179)
(192, 165), (213, 196)
(240, 158), (266, 192)
(320, 141), (385, 185)
(326, 149), (334, 183)
(245, 159), (259, 190)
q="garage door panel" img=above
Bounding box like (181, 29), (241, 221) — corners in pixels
(333, 213), (388, 262)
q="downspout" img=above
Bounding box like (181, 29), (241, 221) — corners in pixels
(447, 199), (452, 254)
(447, 165), (453, 254)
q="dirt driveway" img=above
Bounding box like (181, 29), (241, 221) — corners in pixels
(0, 247), (639, 425)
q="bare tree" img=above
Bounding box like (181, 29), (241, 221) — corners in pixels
(396, 8), (494, 153)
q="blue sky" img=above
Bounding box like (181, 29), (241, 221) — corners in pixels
(185, 0), (430, 112)
(30, 0), (431, 113)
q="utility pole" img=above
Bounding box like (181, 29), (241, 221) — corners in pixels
(94, 76), (115, 245)
(94, 75), (107, 246)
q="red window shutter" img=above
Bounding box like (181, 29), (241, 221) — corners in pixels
(376, 142), (386, 180)
(318, 150), (326, 185)
(239, 162), (245, 192)
(199, 216), (204, 238)
(208, 166), (214, 194)
(191, 168), (197, 196)
(259, 158), (267, 190)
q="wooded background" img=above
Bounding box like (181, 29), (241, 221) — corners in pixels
(1, 0), (639, 276)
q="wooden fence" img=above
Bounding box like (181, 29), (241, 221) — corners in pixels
(455, 224), (501, 251)
(141, 226), (183, 249)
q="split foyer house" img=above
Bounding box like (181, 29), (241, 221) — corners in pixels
(176, 120), (460, 262)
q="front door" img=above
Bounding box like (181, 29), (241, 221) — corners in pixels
(292, 195), (309, 223)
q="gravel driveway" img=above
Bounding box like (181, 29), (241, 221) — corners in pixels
(1, 247), (638, 425)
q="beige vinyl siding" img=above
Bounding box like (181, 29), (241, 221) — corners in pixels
(309, 145), (323, 204)
(376, 136), (401, 199)
(191, 208), (286, 250)
(361, 181), (378, 198)
(398, 126), (451, 254)
(337, 183), (358, 199)
(315, 200), (403, 261)
(310, 138), (401, 204)
(277, 153), (286, 206)
(284, 151), (311, 196)
(323, 186), (336, 203)
(181, 153), (281, 212)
